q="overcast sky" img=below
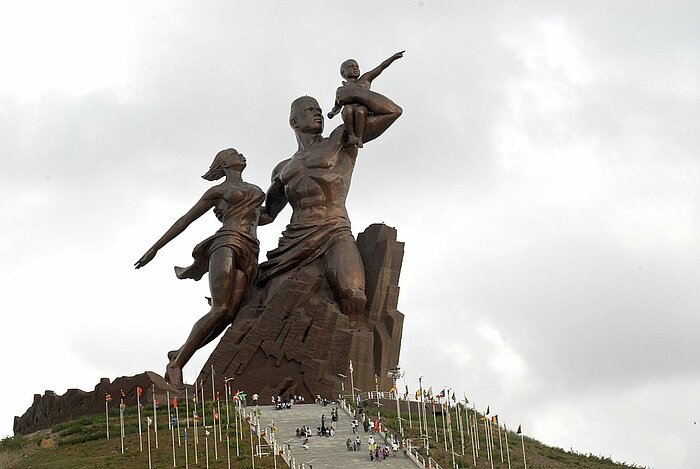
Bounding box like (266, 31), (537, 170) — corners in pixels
(1, 1), (698, 467)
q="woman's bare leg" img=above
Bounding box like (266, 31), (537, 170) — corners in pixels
(165, 248), (234, 386)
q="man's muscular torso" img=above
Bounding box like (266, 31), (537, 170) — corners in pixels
(276, 130), (358, 224)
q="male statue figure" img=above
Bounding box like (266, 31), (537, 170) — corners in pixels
(258, 80), (403, 326)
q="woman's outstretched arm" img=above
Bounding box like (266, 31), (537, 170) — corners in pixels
(135, 189), (217, 268)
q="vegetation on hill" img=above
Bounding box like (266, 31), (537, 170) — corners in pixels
(1, 402), (277, 469)
(0, 400), (651, 469)
(355, 399), (650, 469)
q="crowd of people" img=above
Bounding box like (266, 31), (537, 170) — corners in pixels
(272, 393), (305, 410)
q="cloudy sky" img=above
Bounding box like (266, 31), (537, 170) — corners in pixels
(1, 1), (698, 467)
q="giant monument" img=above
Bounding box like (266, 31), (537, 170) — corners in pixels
(145, 51), (406, 399)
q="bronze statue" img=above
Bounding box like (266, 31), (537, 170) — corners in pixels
(259, 56), (403, 327)
(135, 148), (268, 386)
(327, 51), (404, 148)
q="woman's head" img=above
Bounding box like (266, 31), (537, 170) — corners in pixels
(202, 148), (246, 180)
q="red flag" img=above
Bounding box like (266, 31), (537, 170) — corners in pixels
(438, 389), (445, 398)
(173, 397), (178, 408)
(137, 386), (143, 397)
(213, 409), (219, 421)
(105, 393), (112, 401)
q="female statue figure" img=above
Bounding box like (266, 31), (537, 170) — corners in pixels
(135, 148), (269, 386)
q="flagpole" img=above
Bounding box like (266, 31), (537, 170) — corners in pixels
(193, 389), (199, 464)
(212, 367), (219, 461)
(119, 400), (124, 455)
(432, 400), (438, 441)
(176, 398), (181, 446)
(469, 407), (477, 467)
(137, 387), (143, 451)
(473, 402), (479, 455)
(440, 398), (448, 450)
(484, 415), (493, 469)
(147, 417), (153, 469)
(446, 391), (456, 469)
(152, 385), (159, 449)
(349, 360), (355, 405)
(205, 427), (211, 469)
(497, 418), (504, 463)
(168, 392), (176, 468)
(518, 425), (527, 469)
(186, 387), (190, 429)
(184, 428), (189, 469)
(504, 423), (512, 469)
(225, 377), (232, 468)
(217, 395), (223, 441)
(201, 380), (206, 427)
(456, 397), (465, 455)
(418, 375), (429, 460)
(404, 378), (412, 429)
(105, 394), (110, 441)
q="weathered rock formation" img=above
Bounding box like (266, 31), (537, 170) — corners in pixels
(14, 371), (180, 435)
(197, 223), (405, 401)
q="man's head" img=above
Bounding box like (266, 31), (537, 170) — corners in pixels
(290, 96), (323, 134)
(340, 59), (360, 80)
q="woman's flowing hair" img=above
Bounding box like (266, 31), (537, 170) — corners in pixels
(202, 148), (234, 181)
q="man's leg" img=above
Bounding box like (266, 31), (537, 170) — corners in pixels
(323, 236), (367, 326)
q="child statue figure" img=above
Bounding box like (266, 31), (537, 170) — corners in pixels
(327, 51), (404, 148)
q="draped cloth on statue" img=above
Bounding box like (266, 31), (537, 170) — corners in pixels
(174, 230), (260, 282)
(174, 185), (264, 283)
(257, 216), (353, 284)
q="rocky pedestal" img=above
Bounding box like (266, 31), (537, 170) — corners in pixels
(197, 223), (405, 401)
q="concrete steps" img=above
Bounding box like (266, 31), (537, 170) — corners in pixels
(254, 404), (418, 469)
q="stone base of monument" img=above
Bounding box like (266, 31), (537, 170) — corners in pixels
(197, 223), (405, 402)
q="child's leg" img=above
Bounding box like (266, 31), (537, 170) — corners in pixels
(342, 104), (362, 147)
(353, 105), (367, 148)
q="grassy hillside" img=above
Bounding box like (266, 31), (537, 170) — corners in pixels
(358, 400), (651, 469)
(1, 401), (651, 469)
(1, 403), (276, 469)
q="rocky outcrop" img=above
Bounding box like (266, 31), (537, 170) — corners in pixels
(13, 371), (181, 435)
(197, 223), (405, 402)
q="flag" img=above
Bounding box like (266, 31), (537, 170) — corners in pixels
(173, 397), (178, 408)
(438, 389), (445, 398)
(516, 424), (522, 434)
(349, 360), (353, 373)
(105, 393), (112, 401)
(213, 409), (219, 421)
(464, 394), (469, 404)
(375, 374), (378, 386)
(147, 416), (153, 426)
(216, 391), (220, 401)
(486, 405), (490, 415)
(389, 385), (397, 394)
(405, 385), (409, 399)
(137, 386), (143, 397)
(491, 415), (498, 424)
(415, 389), (421, 400)
(427, 387), (433, 398)
(451, 391), (456, 402)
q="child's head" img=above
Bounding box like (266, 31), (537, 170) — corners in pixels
(340, 59), (361, 79)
